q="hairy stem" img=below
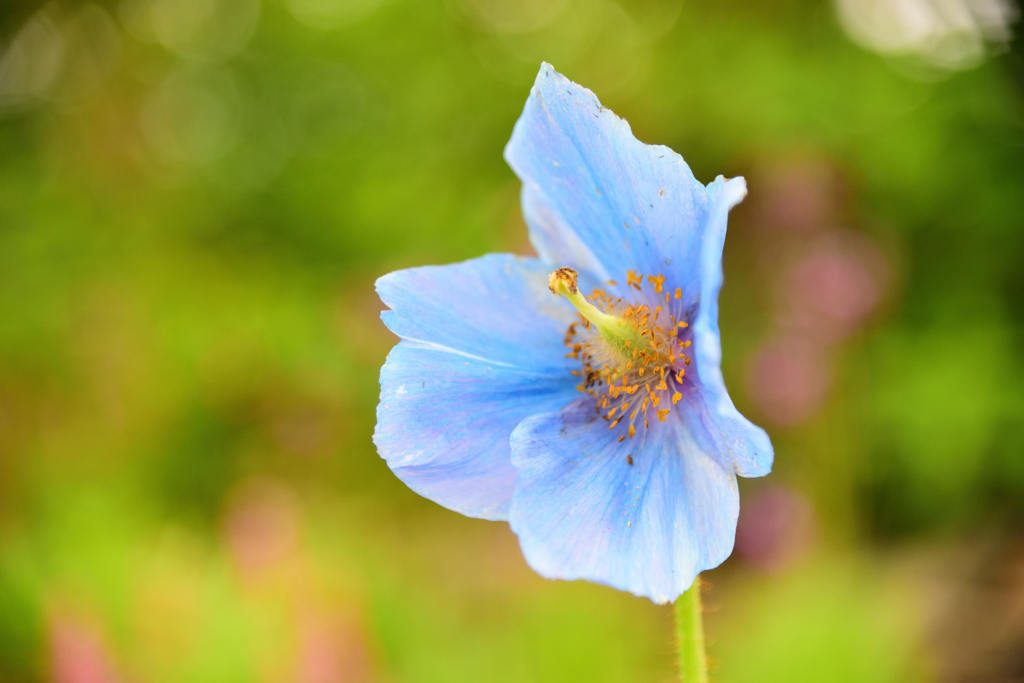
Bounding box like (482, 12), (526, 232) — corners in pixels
(675, 576), (708, 683)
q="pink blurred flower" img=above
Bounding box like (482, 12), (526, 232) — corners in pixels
(735, 486), (816, 572)
(759, 160), (838, 233)
(49, 613), (121, 683)
(781, 231), (888, 343)
(746, 337), (831, 426)
(223, 478), (300, 578)
(295, 611), (373, 683)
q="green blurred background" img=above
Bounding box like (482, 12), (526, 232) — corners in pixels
(1, 0), (1023, 680)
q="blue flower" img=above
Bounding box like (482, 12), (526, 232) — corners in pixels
(374, 63), (772, 604)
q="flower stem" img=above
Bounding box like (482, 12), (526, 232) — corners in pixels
(675, 576), (708, 683)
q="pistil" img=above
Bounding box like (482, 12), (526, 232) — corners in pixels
(548, 268), (646, 360)
(549, 267), (691, 443)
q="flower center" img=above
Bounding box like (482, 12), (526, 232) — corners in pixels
(548, 268), (691, 442)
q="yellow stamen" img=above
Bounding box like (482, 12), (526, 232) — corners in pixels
(555, 268), (694, 443)
(549, 268), (648, 359)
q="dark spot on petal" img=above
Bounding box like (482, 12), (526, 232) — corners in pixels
(627, 455), (633, 465)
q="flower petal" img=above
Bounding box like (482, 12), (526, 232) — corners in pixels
(687, 177), (774, 478)
(509, 403), (740, 604)
(375, 254), (579, 520)
(504, 62), (709, 303)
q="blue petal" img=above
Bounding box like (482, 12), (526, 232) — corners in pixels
(504, 63), (710, 304)
(375, 254), (579, 520)
(504, 63), (772, 479)
(686, 177), (774, 478)
(509, 403), (740, 604)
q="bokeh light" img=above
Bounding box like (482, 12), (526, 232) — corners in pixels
(836, 0), (1018, 71)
